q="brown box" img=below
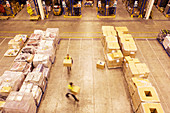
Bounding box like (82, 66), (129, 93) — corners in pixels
(115, 27), (128, 34)
(0, 101), (5, 110)
(96, 61), (105, 69)
(105, 50), (123, 68)
(136, 103), (165, 113)
(72, 86), (80, 95)
(63, 59), (72, 67)
(104, 41), (120, 54)
(132, 86), (160, 112)
(118, 33), (133, 39)
(128, 77), (152, 97)
(122, 42), (137, 58)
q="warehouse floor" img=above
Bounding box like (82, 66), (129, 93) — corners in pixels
(0, 0), (170, 113)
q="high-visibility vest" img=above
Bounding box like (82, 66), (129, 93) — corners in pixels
(65, 56), (72, 60)
(68, 84), (73, 91)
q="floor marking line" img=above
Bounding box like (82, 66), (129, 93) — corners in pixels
(146, 39), (170, 79)
(0, 38), (6, 46)
(135, 39), (169, 111)
(0, 36), (13, 38)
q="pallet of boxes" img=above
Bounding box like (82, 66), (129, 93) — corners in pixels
(115, 26), (165, 113)
(0, 28), (60, 113)
(101, 26), (123, 69)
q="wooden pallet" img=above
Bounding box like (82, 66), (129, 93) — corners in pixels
(30, 15), (40, 21)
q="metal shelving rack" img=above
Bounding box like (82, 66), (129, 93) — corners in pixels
(62, 0), (82, 17)
(96, 0), (118, 18)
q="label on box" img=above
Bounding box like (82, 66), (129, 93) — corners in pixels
(116, 60), (120, 63)
(130, 52), (135, 54)
(126, 63), (128, 67)
(15, 95), (23, 101)
(139, 75), (144, 78)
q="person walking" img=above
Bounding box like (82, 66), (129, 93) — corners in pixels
(64, 54), (73, 74)
(65, 82), (79, 102)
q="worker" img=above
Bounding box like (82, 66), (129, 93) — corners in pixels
(64, 54), (73, 74)
(65, 82), (79, 102)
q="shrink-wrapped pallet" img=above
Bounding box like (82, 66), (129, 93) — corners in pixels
(0, 71), (24, 96)
(14, 34), (28, 43)
(19, 82), (43, 105)
(132, 86), (160, 112)
(26, 40), (40, 47)
(45, 28), (60, 45)
(163, 36), (170, 49)
(14, 53), (34, 63)
(24, 72), (46, 92)
(8, 39), (24, 49)
(22, 46), (36, 54)
(33, 54), (51, 68)
(3, 91), (36, 113)
(10, 62), (32, 75)
(29, 33), (42, 40)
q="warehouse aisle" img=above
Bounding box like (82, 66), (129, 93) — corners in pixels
(135, 39), (170, 112)
(38, 39), (132, 113)
(12, 6), (30, 20)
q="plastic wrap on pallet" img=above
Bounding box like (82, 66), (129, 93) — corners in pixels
(33, 64), (50, 80)
(157, 29), (170, 43)
(19, 82), (43, 105)
(163, 36), (170, 49)
(14, 34), (28, 43)
(24, 72), (46, 92)
(10, 62), (32, 76)
(33, 54), (51, 68)
(26, 40), (40, 47)
(34, 30), (46, 38)
(22, 46), (36, 54)
(14, 53), (34, 63)
(29, 33), (42, 40)
(3, 91), (37, 113)
(45, 28), (60, 45)
(8, 39), (24, 49)
(0, 71), (24, 97)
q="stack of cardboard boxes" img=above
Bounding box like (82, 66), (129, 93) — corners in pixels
(115, 27), (137, 58)
(101, 26), (123, 68)
(123, 56), (164, 113)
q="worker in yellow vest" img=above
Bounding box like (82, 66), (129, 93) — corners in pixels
(64, 54), (73, 74)
(65, 82), (79, 102)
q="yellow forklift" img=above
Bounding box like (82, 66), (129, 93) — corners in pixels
(52, 0), (63, 15)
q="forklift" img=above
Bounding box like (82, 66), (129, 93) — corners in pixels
(52, 0), (63, 15)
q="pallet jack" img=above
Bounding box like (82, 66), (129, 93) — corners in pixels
(53, 0), (62, 15)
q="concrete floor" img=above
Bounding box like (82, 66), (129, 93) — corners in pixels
(0, 0), (170, 113)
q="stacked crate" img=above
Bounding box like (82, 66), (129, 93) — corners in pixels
(27, 0), (39, 16)
(123, 56), (165, 113)
(101, 26), (123, 68)
(115, 27), (137, 58)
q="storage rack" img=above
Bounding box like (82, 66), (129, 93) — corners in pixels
(62, 0), (82, 18)
(96, 0), (118, 18)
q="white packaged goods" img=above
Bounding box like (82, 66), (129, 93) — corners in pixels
(29, 33), (42, 40)
(46, 28), (59, 37)
(0, 71), (24, 96)
(3, 91), (37, 113)
(22, 46), (36, 54)
(39, 40), (56, 49)
(33, 64), (44, 72)
(26, 40), (40, 47)
(24, 72), (46, 92)
(14, 53), (34, 63)
(8, 39), (24, 49)
(34, 30), (45, 38)
(19, 82), (43, 105)
(4, 49), (20, 57)
(10, 62), (32, 75)
(163, 36), (170, 49)
(14, 34), (28, 43)
(33, 54), (51, 68)
(43, 68), (50, 80)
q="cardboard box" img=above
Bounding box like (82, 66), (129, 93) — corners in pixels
(132, 86), (160, 112)
(118, 33), (133, 39)
(136, 103), (165, 113)
(63, 59), (72, 67)
(120, 37), (135, 45)
(96, 61), (105, 69)
(0, 101), (5, 110)
(105, 42), (120, 53)
(72, 86), (80, 95)
(115, 27), (128, 34)
(105, 50), (123, 68)
(128, 77), (152, 97)
(122, 42), (137, 58)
